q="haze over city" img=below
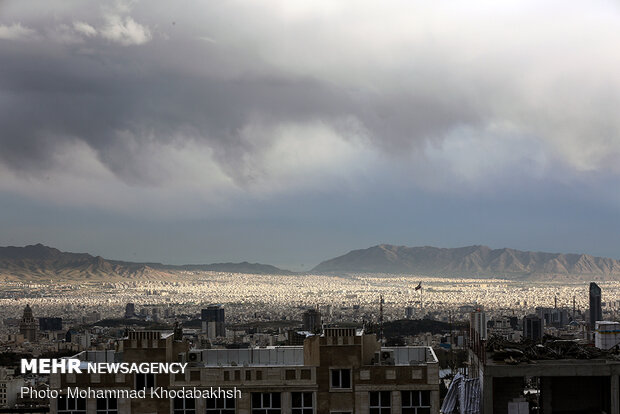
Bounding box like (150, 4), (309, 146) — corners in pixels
(2, 1), (620, 270)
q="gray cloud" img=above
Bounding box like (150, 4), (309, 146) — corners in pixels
(0, 22), (36, 39)
(1, 0), (620, 215)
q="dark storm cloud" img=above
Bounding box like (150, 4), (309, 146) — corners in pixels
(0, 33), (480, 187)
(0, 41), (328, 182)
(1, 0), (620, 208)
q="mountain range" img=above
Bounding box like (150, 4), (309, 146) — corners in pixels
(1, 243), (620, 281)
(0, 244), (294, 281)
(312, 244), (620, 278)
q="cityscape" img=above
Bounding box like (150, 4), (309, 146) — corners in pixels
(1, 273), (618, 332)
(1, 265), (620, 413)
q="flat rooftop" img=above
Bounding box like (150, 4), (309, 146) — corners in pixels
(198, 346), (304, 367)
(68, 346), (437, 367)
(195, 346), (437, 367)
(382, 346), (439, 365)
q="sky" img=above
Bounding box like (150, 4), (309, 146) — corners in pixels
(1, 0), (620, 270)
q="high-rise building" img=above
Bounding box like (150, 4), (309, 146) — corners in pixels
(201, 305), (225, 337)
(468, 307), (487, 366)
(488, 317), (514, 340)
(19, 304), (37, 342)
(469, 308), (487, 342)
(302, 308), (322, 333)
(124, 303), (135, 319)
(590, 282), (602, 329)
(536, 307), (570, 328)
(39, 317), (62, 331)
(523, 314), (543, 342)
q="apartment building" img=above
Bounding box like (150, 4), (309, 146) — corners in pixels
(0, 367), (25, 408)
(50, 328), (439, 414)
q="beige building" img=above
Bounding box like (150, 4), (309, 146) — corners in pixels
(51, 328), (439, 414)
(0, 367), (25, 408)
(19, 304), (38, 343)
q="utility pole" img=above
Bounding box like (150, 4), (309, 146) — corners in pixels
(379, 294), (384, 343)
(420, 286), (423, 313)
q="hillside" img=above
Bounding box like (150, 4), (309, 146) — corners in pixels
(5, 243), (620, 281)
(0, 244), (294, 281)
(312, 244), (620, 279)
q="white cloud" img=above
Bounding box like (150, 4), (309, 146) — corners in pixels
(231, 118), (377, 194)
(73, 21), (97, 37)
(232, 0), (620, 176)
(0, 2), (152, 46)
(0, 23), (36, 40)
(100, 14), (151, 46)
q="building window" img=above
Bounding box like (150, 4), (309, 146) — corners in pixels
(173, 397), (196, 414)
(57, 396), (86, 414)
(206, 397), (235, 414)
(285, 369), (296, 380)
(96, 397), (118, 414)
(300, 369), (311, 380)
(251, 392), (281, 414)
(291, 392), (313, 414)
(401, 390), (431, 414)
(330, 369), (351, 389)
(369, 391), (391, 414)
(135, 373), (155, 391)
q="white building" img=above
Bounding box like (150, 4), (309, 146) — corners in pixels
(595, 321), (620, 350)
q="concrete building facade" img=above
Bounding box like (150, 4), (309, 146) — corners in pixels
(50, 328), (440, 414)
(302, 309), (321, 334)
(470, 346), (620, 413)
(201, 305), (226, 338)
(522, 315), (543, 343)
(0, 368), (25, 408)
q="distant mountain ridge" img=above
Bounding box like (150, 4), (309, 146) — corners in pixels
(0, 244), (294, 281)
(3, 243), (620, 281)
(312, 244), (620, 278)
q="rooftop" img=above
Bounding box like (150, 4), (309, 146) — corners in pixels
(198, 346), (305, 367)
